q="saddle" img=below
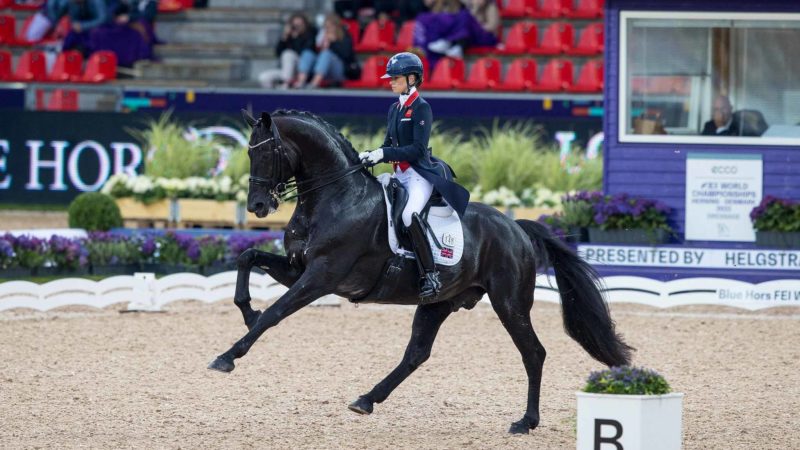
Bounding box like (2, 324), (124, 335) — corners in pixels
(385, 177), (448, 250)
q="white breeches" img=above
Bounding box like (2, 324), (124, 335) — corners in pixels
(395, 166), (433, 227)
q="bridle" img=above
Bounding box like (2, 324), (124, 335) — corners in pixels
(248, 118), (372, 203)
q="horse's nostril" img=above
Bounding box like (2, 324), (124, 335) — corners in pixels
(254, 202), (265, 211)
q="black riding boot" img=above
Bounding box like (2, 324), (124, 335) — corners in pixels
(409, 213), (441, 302)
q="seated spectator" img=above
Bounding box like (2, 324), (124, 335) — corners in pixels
(293, 14), (360, 89)
(62, 0), (110, 55)
(259, 13), (316, 89)
(414, 0), (498, 66)
(24, 0), (69, 42)
(702, 95), (738, 136)
(398, 0), (429, 22)
(88, 0), (157, 67)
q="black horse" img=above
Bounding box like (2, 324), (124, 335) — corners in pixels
(208, 110), (633, 434)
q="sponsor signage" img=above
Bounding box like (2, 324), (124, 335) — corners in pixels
(578, 245), (800, 271)
(685, 152), (763, 242)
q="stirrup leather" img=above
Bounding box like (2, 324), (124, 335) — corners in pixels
(409, 213), (441, 300)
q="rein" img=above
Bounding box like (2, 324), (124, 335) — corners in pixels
(248, 118), (373, 203)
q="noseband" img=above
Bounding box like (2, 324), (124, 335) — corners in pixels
(248, 118), (372, 204)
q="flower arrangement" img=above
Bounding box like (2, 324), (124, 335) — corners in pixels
(750, 196), (800, 232)
(561, 191), (604, 229)
(83, 232), (143, 266)
(583, 366), (671, 396)
(101, 174), (249, 204)
(592, 193), (672, 233)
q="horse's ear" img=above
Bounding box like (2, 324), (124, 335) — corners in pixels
(241, 109), (256, 127)
(260, 112), (272, 128)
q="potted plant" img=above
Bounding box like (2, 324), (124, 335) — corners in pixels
(84, 232), (143, 276)
(561, 191), (604, 242)
(750, 196), (800, 248)
(9, 235), (47, 277)
(576, 366), (683, 450)
(589, 193), (673, 245)
(45, 235), (89, 276)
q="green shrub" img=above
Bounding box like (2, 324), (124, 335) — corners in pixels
(584, 366), (671, 395)
(68, 192), (123, 231)
(130, 112), (220, 179)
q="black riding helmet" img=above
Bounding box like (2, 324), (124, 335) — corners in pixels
(381, 52), (424, 91)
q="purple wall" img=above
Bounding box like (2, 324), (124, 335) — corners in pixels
(604, 0), (800, 245)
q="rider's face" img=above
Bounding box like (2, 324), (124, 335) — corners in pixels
(389, 75), (408, 94)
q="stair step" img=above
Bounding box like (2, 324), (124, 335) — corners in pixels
(157, 7), (284, 23)
(154, 43), (274, 59)
(208, 0), (317, 9)
(155, 21), (281, 46)
(134, 58), (247, 82)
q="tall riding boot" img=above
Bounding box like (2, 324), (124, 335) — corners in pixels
(409, 212), (441, 301)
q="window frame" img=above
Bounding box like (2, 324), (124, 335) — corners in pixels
(618, 10), (800, 146)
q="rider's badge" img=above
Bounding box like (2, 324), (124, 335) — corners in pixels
(404, 109), (412, 118)
(441, 233), (455, 247)
(419, 120), (425, 126)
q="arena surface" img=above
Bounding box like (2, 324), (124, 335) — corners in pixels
(1, 299), (798, 449)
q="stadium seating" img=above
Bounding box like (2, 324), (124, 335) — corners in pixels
(496, 22), (536, 55)
(388, 20), (415, 53)
(500, 0), (537, 19)
(0, 14), (15, 44)
(569, 22), (603, 55)
(567, 0), (604, 19)
(158, 0), (193, 13)
(48, 50), (83, 82)
(79, 51), (117, 83)
(0, 49), (11, 81)
(425, 57), (465, 90)
(530, 58), (573, 91)
(46, 89), (79, 111)
(342, 18), (359, 43)
(342, 55), (388, 88)
(569, 59), (603, 92)
(354, 19), (395, 53)
(495, 58), (537, 91)
(0, 0), (10, 9)
(532, 0), (570, 18)
(9, 0), (42, 11)
(12, 50), (46, 81)
(461, 57), (501, 90)
(531, 22), (574, 55)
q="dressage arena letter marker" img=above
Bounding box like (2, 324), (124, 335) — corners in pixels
(594, 419), (623, 450)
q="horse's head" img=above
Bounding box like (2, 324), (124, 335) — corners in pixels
(243, 110), (294, 218)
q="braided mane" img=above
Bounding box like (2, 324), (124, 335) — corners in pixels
(272, 109), (361, 165)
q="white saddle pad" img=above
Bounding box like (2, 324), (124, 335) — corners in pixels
(377, 173), (464, 266)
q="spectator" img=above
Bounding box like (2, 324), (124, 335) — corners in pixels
(62, 0), (110, 55)
(398, 0), (429, 22)
(88, 0), (157, 67)
(701, 95), (738, 136)
(293, 14), (360, 89)
(414, 0), (498, 65)
(24, 0), (69, 42)
(259, 13), (316, 89)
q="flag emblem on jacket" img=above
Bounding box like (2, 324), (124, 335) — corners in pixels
(440, 248), (454, 259)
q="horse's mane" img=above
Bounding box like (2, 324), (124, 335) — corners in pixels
(273, 109), (361, 165)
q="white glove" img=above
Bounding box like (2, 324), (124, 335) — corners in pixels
(359, 148), (384, 165)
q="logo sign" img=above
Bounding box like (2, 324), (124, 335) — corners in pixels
(441, 232), (455, 247)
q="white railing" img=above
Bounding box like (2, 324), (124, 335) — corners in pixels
(0, 273), (798, 312)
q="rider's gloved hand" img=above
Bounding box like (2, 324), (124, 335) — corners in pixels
(359, 148), (384, 165)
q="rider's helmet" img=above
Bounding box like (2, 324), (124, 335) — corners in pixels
(381, 52), (424, 88)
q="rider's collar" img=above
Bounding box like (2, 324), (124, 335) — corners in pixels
(398, 87), (418, 108)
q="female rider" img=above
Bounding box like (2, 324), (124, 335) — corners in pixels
(359, 52), (469, 302)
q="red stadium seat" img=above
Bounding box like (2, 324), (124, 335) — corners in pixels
(46, 89), (79, 111)
(495, 58), (537, 91)
(80, 51), (117, 83)
(12, 50), (47, 81)
(0, 14), (15, 44)
(342, 18), (359, 43)
(531, 22), (574, 55)
(388, 20), (415, 53)
(354, 19), (395, 53)
(14, 14), (39, 46)
(48, 50), (83, 82)
(158, 0), (192, 13)
(0, 50), (12, 81)
(569, 59), (603, 92)
(461, 57), (502, 91)
(10, 0), (43, 10)
(531, 0), (570, 18)
(530, 58), (573, 91)
(0, 0), (10, 9)
(567, 0), (604, 19)
(425, 57), (465, 90)
(568, 22), (603, 55)
(496, 22), (536, 55)
(342, 55), (389, 88)
(500, 0), (537, 18)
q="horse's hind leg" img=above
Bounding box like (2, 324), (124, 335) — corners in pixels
(488, 277), (546, 434)
(234, 249), (302, 330)
(348, 300), (453, 415)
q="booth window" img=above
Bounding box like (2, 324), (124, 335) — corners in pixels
(619, 12), (800, 145)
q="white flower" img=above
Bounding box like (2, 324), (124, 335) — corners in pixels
(101, 173), (130, 194)
(131, 176), (154, 194)
(236, 189), (248, 203)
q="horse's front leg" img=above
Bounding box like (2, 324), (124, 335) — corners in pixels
(234, 248), (303, 330)
(210, 263), (329, 373)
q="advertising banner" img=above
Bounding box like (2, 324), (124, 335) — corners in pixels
(685, 152), (763, 241)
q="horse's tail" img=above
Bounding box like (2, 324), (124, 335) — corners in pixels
(515, 219), (633, 367)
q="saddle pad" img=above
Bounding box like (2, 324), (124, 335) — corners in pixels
(377, 173), (464, 266)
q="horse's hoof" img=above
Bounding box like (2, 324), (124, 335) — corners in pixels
(347, 396), (374, 415)
(207, 356), (235, 373)
(508, 415), (539, 434)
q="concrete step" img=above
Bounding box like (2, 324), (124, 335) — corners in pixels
(134, 58), (248, 82)
(155, 21), (281, 46)
(208, 0), (319, 10)
(157, 7), (284, 23)
(154, 43), (274, 60)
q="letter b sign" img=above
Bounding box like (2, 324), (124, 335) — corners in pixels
(595, 419), (623, 449)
